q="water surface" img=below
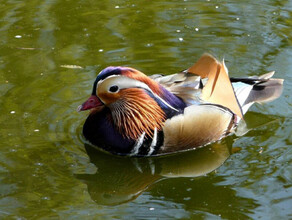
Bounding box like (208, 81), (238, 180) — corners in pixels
(0, 0), (291, 219)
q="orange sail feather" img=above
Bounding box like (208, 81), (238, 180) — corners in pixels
(187, 54), (243, 119)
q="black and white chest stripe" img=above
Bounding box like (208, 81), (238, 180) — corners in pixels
(130, 128), (164, 156)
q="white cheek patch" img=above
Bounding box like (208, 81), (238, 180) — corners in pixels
(97, 75), (179, 112)
(112, 76), (151, 91)
(96, 74), (119, 93)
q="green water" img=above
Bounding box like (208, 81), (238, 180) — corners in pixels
(0, 0), (291, 219)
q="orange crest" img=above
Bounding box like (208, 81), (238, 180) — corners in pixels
(121, 68), (162, 96)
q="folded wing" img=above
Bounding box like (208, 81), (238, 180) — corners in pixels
(160, 104), (235, 154)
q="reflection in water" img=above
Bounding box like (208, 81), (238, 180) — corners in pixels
(76, 140), (232, 205)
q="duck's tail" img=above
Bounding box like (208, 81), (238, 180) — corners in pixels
(231, 72), (284, 114)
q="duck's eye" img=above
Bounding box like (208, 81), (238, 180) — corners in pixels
(109, 85), (119, 93)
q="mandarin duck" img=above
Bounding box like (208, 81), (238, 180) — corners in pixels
(78, 54), (283, 156)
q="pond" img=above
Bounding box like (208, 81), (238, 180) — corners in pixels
(0, 0), (291, 219)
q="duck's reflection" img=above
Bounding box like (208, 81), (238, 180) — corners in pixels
(76, 139), (233, 205)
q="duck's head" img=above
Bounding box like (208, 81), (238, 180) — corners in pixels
(78, 67), (179, 140)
